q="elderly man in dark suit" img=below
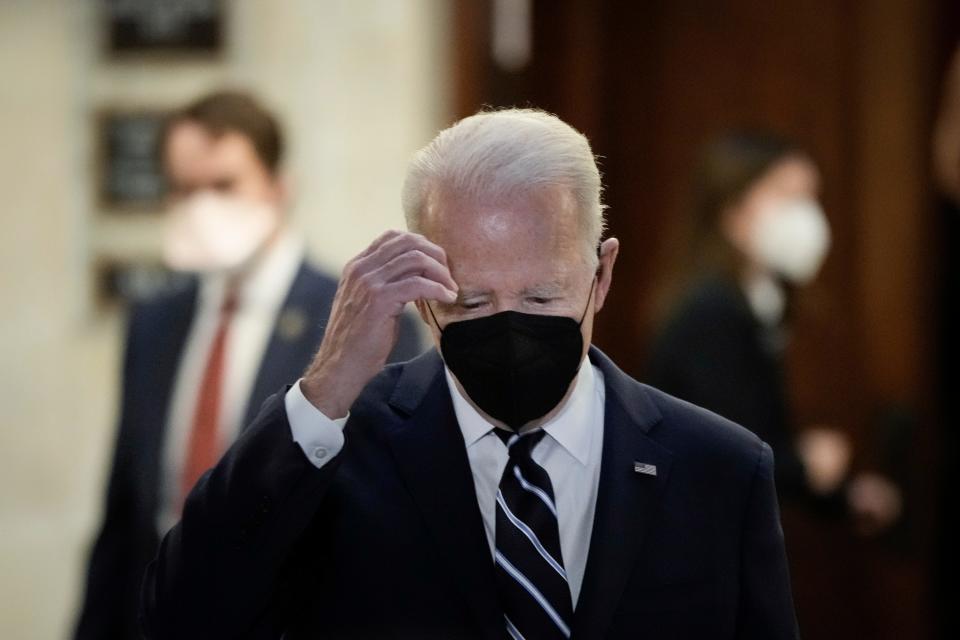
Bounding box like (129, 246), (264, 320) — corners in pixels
(141, 108), (798, 639)
(74, 91), (422, 640)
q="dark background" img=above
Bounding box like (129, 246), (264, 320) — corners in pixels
(452, 1), (959, 637)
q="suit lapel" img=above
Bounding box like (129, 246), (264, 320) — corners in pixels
(242, 261), (336, 428)
(143, 282), (199, 510)
(570, 348), (674, 640)
(148, 283), (199, 423)
(384, 350), (505, 640)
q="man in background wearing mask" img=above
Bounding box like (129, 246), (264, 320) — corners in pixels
(141, 109), (799, 639)
(74, 90), (423, 640)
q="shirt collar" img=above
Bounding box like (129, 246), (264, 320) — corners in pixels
(198, 229), (304, 311)
(742, 271), (786, 327)
(444, 355), (598, 466)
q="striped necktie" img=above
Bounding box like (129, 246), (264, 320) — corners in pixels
(494, 428), (574, 639)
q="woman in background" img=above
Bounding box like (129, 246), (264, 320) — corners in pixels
(646, 133), (899, 527)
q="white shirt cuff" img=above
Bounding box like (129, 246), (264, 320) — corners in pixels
(285, 378), (348, 468)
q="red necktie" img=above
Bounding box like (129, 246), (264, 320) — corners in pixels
(180, 288), (239, 510)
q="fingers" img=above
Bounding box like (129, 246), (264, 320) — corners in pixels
(382, 275), (457, 306)
(797, 428), (852, 494)
(847, 473), (903, 536)
(302, 231), (455, 417)
(342, 231), (460, 315)
(345, 232), (457, 308)
(355, 231), (450, 276)
(370, 248), (458, 292)
(356, 229), (405, 260)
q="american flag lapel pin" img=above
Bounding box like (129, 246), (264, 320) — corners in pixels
(634, 461), (657, 476)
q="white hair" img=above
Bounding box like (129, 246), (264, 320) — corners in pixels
(402, 108), (606, 264)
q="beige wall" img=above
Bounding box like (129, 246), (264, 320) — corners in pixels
(0, 1), (449, 637)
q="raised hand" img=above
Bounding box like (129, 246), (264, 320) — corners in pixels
(300, 230), (457, 418)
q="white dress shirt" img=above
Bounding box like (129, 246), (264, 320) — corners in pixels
(158, 231), (305, 534)
(285, 357), (606, 605)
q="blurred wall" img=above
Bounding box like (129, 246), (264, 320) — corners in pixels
(0, 1), (449, 638)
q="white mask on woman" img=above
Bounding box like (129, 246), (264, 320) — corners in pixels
(750, 198), (831, 284)
(162, 191), (278, 273)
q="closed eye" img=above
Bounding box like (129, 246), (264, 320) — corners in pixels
(528, 297), (554, 305)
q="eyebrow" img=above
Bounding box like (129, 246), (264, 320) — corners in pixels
(518, 282), (567, 298)
(455, 287), (492, 302)
(453, 280), (567, 300)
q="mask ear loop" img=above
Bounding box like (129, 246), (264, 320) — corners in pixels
(578, 245), (603, 326)
(578, 275), (598, 326)
(425, 301), (444, 335)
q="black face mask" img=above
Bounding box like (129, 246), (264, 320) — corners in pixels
(427, 279), (595, 431)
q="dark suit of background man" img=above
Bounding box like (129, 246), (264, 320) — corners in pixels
(73, 90), (423, 640)
(141, 109), (799, 639)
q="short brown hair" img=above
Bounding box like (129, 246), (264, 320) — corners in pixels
(690, 131), (806, 277)
(161, 90), (284, 174)
(651, 132), (810, 322)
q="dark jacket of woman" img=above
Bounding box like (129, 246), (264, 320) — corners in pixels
(646, 273), (841, 512)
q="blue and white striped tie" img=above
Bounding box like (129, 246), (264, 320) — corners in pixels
(494, 429), (574, 640)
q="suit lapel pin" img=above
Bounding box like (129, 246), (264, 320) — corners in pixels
(634, 461), (657, 476)
(277, 307), (307, 342)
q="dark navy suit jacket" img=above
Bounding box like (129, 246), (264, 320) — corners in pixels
(75, 260), (423, 640)
(141, 346), (799, 639)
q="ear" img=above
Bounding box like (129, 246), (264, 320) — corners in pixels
(414, 299), (443, 346)
(272, 171), (294, 210)
(720, 201), (752, 254)
(414, 298), (429, 324)
(593, 237), (620, 313)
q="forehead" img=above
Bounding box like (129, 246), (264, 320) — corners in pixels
(163, 121), (262, 182)
(423, 185), (589, 290)
(755, 155), (821, 196)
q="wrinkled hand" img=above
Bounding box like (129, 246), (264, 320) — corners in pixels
(796, 426), (851, 495)
(301, 230), (457, 418)
(847, 472), (902, 536)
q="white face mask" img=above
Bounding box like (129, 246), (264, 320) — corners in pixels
(162, 191), (279, 273)
(750, 198), (831, 284)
